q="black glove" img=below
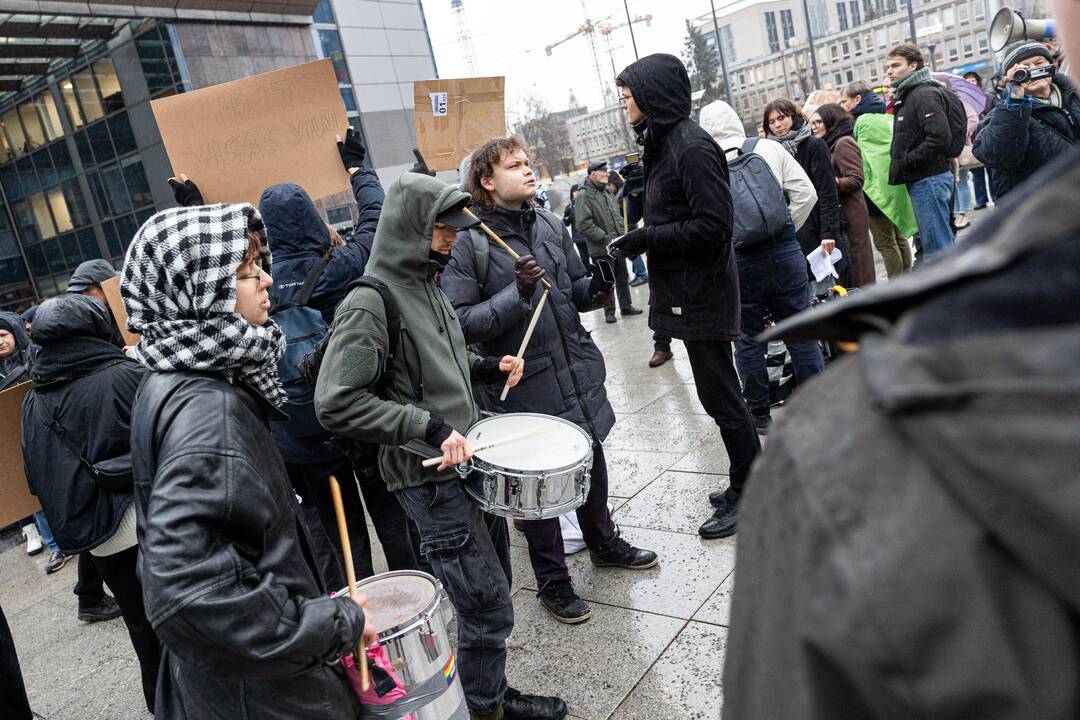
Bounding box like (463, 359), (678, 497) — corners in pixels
(337, 127), (366, 170)
(424, 413), (454, 447)
(168, 177), (204, 207)
(409, 148), (436, 177)
(609, 229), (647, 260)
(514, 254), (545, 297)
(471, 356), (505, 385)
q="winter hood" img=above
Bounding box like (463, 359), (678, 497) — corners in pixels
(365, 173), (471, 289)
(851, 91), (886, 118)
(616, 53), (691, 138)
(30, 294), (128, 389)
(699, 100), (747, 149)
(259, 183), (330, 258)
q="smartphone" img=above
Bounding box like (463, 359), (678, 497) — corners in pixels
(595, 258), (616, 284)
(625, 152), (641, 165)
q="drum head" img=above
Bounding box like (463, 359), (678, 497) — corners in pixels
(468, 413), (590, 472)
(357, 573), (437, 634)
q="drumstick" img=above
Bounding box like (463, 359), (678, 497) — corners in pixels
(500, 287), (548, 401)
(462, 208), (552, 290)
(328, 475), (370, 693)
(622, 197), (629, 235)
(421, 427), (547, 468)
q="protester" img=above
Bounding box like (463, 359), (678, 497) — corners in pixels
(763, 98), (841, 273)
(258, 129), (417, 584)
(313, 172), (567, 720)
(122, 203), (376, 718)
(723, 0), (1080, 711)
(973, 40), (1080, 198)
(0, 311), (32, 391)
(885, 43), (956, 259)
(613, 54), (761, 539)
(841, 81), (918, 277)
(699, 100), (823, 434)
(20, 294), (162, 713)
(65, 259), (127, 348)
(562, 184), (590, 269)
(442, 138), (657, 625)
(575, 160), (642, 322)
(812, 103), (877, 287)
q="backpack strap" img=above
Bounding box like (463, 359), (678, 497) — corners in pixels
(345, 277), (401, 393)
(740, 137), (760, 156)
(467, 227), (490, 289)
(273, 257), (330, 314)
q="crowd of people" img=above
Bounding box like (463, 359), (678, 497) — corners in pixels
(1, 5), (1078, 718)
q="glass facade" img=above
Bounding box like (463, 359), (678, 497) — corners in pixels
(312, 0), (372, 167)
(0, 20), (185, 310)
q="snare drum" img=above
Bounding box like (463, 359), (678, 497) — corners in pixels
(463, 412), (593, 519)
(339, 571), (467, 720)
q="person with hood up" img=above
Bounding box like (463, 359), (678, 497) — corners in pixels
(698, 99), (823, 435)
(610, 54), (761, 540)
(122, 202), (376, 719)
(65, 258), (127, 348)
(20, 294), (161, 714)
(973, 41), (1080, 199)
(722, 0), (1080, 710)
(258, 129), (417, 586)
(0, 310), (33, 391)
(840, 81), (919, 278)
(314, 172), (567, 720)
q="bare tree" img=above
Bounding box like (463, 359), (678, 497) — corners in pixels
(513, 96), (575, 178)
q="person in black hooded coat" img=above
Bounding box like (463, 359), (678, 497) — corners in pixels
(612, 53), (761, 540)
(0, 310), (33, 390)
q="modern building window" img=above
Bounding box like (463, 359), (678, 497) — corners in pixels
(977, 33), (989, 53)
(854, 37), (863, 54)
(34, 95), (63, 142)
(842, 40), (851, 58)
(876, 28), (888, 47)
(962, 35), (974, 57)
(313, 0), (335, 23)
(831, 44), (840, 61)
(958, 2), (970, 24)
(850, 0), (862, 26)
(136, 23), (185, 98)
(764, 11), (780, 53)
(721, 25), (737, 64)
(974, 0), (985, 21)
(93, 59), (124, 113)
(947, 37), (959, 61)
(780, 10), (796, 43)
(943, 6), (955, 27)
(837, 3), (849, 30)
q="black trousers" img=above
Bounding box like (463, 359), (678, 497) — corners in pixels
(521, 442), (616, 587)
(653, 332), (673, 352)
(0, 602), (32, 720)
(89, 546), (161, 714)
(684, 339), (762, 498)
(74, 552), (107, 609)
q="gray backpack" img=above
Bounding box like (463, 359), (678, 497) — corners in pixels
(728, 138), (795, 251)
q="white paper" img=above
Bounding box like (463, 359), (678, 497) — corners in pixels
(429, 91), (448, 116)
(807, 247), (843, 282)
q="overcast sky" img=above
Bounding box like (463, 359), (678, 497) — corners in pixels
(419, 0), (718, 120)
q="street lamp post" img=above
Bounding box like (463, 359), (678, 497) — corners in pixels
(622, 0), (639, 59)
(799, 0), (821, 88)
(905, 0), (918, 43)
(709, 0), (735, 105)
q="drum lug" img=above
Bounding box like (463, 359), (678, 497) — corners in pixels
(455, 458), (473, 478)
(537, 472), (547, 494)
(510, 477), (522, 510)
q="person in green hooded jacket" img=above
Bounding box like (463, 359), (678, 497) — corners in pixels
(314, 172), (569, 720)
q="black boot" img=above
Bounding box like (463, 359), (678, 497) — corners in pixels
(699, 499), (738, 539)
(503, 687), (568, 720)
(537, 579), (592, 624)
(589, 531), (658, 570)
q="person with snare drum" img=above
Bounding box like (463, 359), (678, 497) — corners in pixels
(441, 137), (658, 626)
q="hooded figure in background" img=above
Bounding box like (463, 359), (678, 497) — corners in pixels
(0, 311), (33, 390)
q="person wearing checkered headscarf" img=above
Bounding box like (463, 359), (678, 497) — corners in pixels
(120, 203), (286, 406)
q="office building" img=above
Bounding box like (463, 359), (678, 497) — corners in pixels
(568, 103), (636, 167)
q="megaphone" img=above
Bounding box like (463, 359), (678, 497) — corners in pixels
(989, 8), (1056, 52)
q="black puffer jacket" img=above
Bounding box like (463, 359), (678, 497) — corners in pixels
(889, 83), (953, 184)
(973, 76), (1080, 198)
(442, 204), (615, 440)
(616, 53), (740, 341)
(20, 295), (138, 554)
(131, 371), (365, 719)
(0, 310), (33, 390)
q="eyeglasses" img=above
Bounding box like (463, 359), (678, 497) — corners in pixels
(237, 269), (266, 283)
(618, 95), (631, 107)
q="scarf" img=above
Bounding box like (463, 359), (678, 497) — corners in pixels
(824, 120), (855, 149)
(891, 67), (938, 101)
(121, 203), (286, 407)
(769, 121), (813, 157)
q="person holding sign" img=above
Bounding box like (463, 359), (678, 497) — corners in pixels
(442, 138), (658, 627)
(314, 173), (567, 720)
(122, 203), (376, 718)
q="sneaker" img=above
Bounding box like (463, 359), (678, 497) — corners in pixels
(23, 523), (43, 556)
(752, 412), (772, 435)
(44, 550), (68, 574)
(621, 306), (643, 316)
(537, 579), (592, 624)
(503, 687), (568, 720)
(78, 595), (122, 622)
(954, 213), (971, 228)
(699, 502), (738, 539)
(630, 276), (648, 287)
(589, 531), (659, 570)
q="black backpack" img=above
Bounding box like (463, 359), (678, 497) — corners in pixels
(936, 85), (969, 159)
(727, 138), (795, 251)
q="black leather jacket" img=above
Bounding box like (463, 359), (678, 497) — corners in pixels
(131, 371), (365, 719)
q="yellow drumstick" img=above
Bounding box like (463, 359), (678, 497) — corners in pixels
(329, 475), (370, 692)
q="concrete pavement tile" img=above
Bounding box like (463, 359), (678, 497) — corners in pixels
(693, 571), (735, 627)
(640, 383), (708, 415)
(504, 592), (685, 720)
(564, 527), (736, 620)
(615, 472), (728, 535)
(603, 381), (680, 414)
(610, 621), (727, 720)
(49, 655), (148, 720)
(604, 449), (684, 498)
(669, 430), (733, 476)
(0, 550), (78, 615)
(604, 414), (718, 453)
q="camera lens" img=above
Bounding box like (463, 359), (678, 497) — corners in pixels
(1013, 68), (1031, 83)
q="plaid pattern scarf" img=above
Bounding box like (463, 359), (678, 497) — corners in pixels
(120, 203), (286, 407)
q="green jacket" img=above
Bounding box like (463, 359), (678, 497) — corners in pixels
(853, 114), (919, 239)
(314, 173), (480, 492)
(574, 180), (623, 257)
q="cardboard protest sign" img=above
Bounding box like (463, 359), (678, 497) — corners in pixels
(0, 381), (40, 527)
(414, 76), (506, 171)
(152, 59), (350, 206)
(100, 275), (139, 347)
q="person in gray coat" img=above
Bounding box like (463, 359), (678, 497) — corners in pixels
(442, 138), (658, 625)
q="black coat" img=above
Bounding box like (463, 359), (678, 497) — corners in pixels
(973, 76), (1080, 198)
(131, 371), (365, 719)
(790, 130), (842, 254)
(20, 295), (138, 554)
(442, 204), (616, 441)
(616, 53), (740, 341)
(889, 83), (953, 184)
(0, 310), (33, 390)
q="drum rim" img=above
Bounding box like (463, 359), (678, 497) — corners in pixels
(467, 412), (593, 475)
(349, 570), (446, 644)
(464, 473), (591, 519)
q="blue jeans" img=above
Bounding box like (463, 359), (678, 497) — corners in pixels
(632, 256), (647, 279)
(971, 166), (996, 207)
(734, 239), (824, 415)
(954, 168), (973, 213)
(34, 510), (59, 553)
(907, 172), (955, 260)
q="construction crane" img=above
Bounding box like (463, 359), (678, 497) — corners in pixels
(545, 7), (652, 106)
(451, 0), (478, 75)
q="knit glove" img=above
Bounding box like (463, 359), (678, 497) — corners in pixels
(168, 177), (204, 207)
(424, 413), (454, 447)
(337, 128), (366, 169)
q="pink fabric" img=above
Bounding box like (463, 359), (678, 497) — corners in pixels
(342, 644), (411, 715)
